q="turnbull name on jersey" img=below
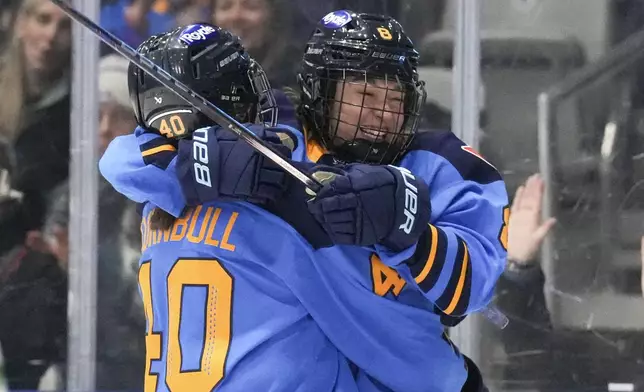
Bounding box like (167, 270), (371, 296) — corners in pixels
(140, 205), (239, 252)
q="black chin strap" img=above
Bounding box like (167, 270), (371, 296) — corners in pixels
(333, 138), (401, 165)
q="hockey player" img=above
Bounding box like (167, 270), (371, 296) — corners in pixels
(179, 11), (509, 388)
(174, 9), (508, 349)
(102, 17), (504, 391)
(102, 25), (360, 392)
(271, 9), (509, 319)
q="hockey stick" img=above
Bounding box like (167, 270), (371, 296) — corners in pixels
(50, 0), (322, 194)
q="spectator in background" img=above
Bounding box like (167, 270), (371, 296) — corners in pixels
(172, 0), (211, 26)
(0, 0), (71, 257)
(211, 0), (301, 88)
(0, 136), (66, 391)
(98, 55), (139, 155)
(0, 0), (22, 50)
(493, 174), (567, 391)
(504, 175), (557, 276)
(495, 174), (644, 390)
(496, 174), (556, 353)
(0, 54), (144, 391)
(100, 0), (175, 50)
(96, 54), (146, 391)
(40, 54), (145, 390)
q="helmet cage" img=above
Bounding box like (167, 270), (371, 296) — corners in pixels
(303, 67), (426, 164)
(297, 11), (428, 164)
(249, 59), (278, 127)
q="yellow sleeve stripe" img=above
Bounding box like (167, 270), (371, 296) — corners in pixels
(141, 144), (177, 157)
(444, 245), (469, 315)
(414, 224), (438, 284)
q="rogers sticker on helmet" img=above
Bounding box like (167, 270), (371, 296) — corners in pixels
(321, 10), (352, 29)
(180, 24), (217, 45)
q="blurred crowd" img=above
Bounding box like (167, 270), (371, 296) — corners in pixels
(2, 0), (644, 391)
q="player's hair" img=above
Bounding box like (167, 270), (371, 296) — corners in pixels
(149, 208), (176, 231)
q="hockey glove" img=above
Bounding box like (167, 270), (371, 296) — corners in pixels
(307, 164), (431, 252)
(176, 124), (295, 206)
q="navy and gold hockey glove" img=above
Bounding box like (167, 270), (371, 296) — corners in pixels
(307, 164), (431, 252)
(176, 124), (295, 206)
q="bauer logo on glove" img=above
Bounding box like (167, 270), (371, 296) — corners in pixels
(307, 163), (430, 251)
(389, 165), (418, 235)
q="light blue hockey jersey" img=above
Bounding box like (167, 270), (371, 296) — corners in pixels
(100, 124), (508, 391)
(137, 200), (362, 392)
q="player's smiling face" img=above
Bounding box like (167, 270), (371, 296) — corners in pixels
(212, 0), (270, 51)
(15, 0), (71, 78)
(328, 76), (406, 144)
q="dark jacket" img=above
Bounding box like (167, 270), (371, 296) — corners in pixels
(0, 247), (67, 366)
(0, 86), (70, 255)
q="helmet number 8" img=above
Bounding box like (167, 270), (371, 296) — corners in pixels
(377, 27), (392, 40)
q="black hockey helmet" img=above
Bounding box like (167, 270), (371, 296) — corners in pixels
(297, 10), (426, 164)
(129, 23), (277, 139)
